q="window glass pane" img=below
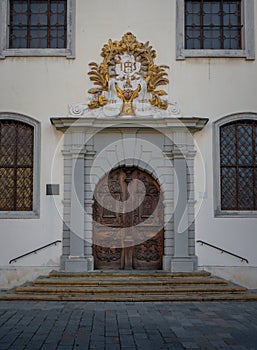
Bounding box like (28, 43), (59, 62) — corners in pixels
(223, 28), (241, 49)
(12, 0), (27, 12)
(17, 126), (33, 167)
(203, 1), (220, 24)
(58, 37), (65, 48)
(17, 146), (33, 166)
(30, 13), (38, 26)
(223, 1), (238, 15)
(255, 126), (257, 164)
(237, 124), (253, 165)
(220, 124), (236, 165)
(11, 28), (28, 48)
(29, 30), (39, 48)
(39, 14), (48, 26)
(57, 13), (66, 25)
(0, 145), (15, 167)
(50, 13), (58, 26)
(50, 36), (58, 48)
(30, 28), (48, 48)
(203, 28), (220, 49)
(50, 27), (66, 48)
(221, 167), (237, 210)
(203, 13), (211, 26)
(51, 1), (66, 14)
(1, 124), (16, 145)
(202, 1), (211, 14)
(31, 13), (48, 26)
(185, 28), (201, 49)
(0, 168), (15, 211)
(185, 1), (201, 26)
(185, 13), (193, 26)
(12, 12), (27, 25)
(16, 168), (33, 211)
(57, 1), (66, 13)
(30, 1), (47, 14)
(51, 2), (57, 13)
(238, 168), (254, 209)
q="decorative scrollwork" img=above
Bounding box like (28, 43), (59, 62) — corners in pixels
(69, 103), (87, 116)
(94, 245), (122, 262)
(134, 239), (161, 262)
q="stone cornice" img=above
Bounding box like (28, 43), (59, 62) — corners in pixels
(51, 115), (208, 133)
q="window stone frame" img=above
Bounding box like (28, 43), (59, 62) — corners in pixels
(0, 113), (40, 219)
(213, 113), (257, 218)
(176, 0), (255, 60)
(0, 0), (75, 59)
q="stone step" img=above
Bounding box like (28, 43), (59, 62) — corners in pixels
(15, 284), (247, 295)
(49, 270), (211, 278)
(33, 276), (228, 286)
(1, 269), (256, 302)
(1, 292), (257, 302)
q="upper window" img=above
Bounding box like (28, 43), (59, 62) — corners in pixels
(0, 0), (75, 58)
(0, 114), (40, 218)
(176, 0), (255, 59)
(9, 0), (67, 49)
(185, 0), (242, 50)
(214, 114), (257, 217)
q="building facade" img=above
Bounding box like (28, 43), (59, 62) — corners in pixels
(0, 0), (257, 289)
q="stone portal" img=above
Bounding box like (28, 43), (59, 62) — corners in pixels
(51, 115), (208, 273)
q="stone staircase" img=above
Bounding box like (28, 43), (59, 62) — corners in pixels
(1, 270), (257, 301)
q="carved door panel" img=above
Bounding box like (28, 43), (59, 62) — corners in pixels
(93, 167), (164, 270)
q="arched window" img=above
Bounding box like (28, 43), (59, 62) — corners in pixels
(214, 114), (257, 216)
(0, 120), (33, 211)
(0, 114), (40, 218)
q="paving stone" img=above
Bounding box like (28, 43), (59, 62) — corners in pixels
(120, 334), (136, 346)
(105, 344), (120, 350)
(0, 301), (257, 349)
(89, 340), (105, 349)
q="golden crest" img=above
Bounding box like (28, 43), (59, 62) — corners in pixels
(88, 33), (169, 114)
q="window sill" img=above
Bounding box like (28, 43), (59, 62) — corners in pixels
(0, 48), (75, 59)
(0, 211), (40, 219)
(177, 49), (255, 60)
(215, 209), (257, 218)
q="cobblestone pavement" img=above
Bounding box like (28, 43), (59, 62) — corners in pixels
(0, 301), (257, 350)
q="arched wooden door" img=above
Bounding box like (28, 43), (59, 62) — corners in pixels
(93, 167), (164, 270)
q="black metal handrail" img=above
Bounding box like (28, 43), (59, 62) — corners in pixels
(197, 240), (249, 264)
(9, 240), (62, 264)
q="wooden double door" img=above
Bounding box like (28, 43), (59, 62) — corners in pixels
(93, 167), (164, 270)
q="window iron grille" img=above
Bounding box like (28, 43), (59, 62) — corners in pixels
(9, 0), (67, 49)
(0, 120), (34, 211)
(185, 0), (242, 50)
(220, 120), (257, 211)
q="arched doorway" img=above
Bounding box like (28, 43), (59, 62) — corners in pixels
(93, 166), (164, 270)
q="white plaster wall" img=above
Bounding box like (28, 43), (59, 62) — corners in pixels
(0, 267), (56, 290)
(194, 122), (257, 271)
(202, 266), (257, 289)
(0, 0), (256, 282)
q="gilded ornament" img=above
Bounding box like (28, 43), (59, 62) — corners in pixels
(87, 33), (170, 116)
